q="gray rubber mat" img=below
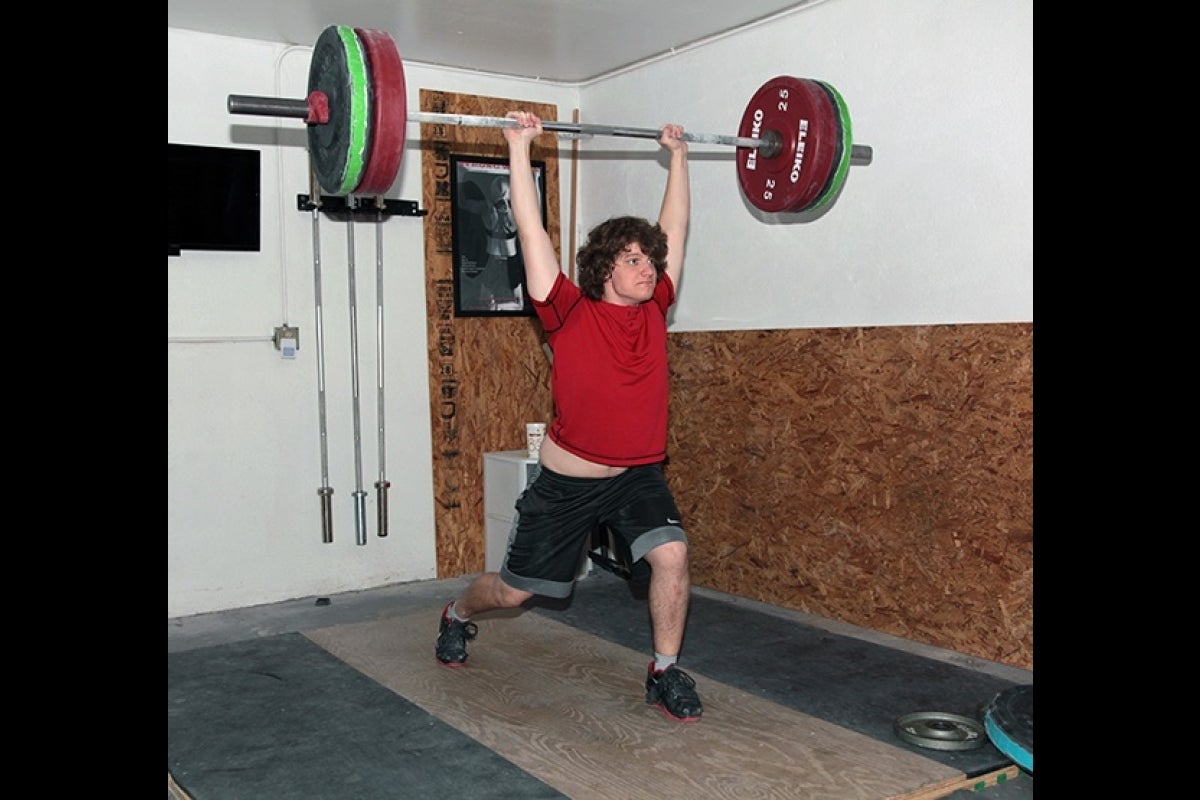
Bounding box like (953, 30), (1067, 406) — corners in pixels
(167, 633), (566, 800)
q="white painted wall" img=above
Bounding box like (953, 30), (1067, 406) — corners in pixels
(167, 29), (579, 616)
(578, 0), (1032, 330)
(167, 0), (1032, 617)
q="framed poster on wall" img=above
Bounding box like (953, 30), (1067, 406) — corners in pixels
(451, 155), (547, 317)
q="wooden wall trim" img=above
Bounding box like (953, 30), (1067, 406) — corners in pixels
(420, 90), (559, 578)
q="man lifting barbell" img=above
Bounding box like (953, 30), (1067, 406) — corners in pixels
(224, 23), (878, 723)
(436, 110), (704, 723)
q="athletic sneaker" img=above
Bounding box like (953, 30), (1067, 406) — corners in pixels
(645, 663), (703, 722)
(436, 602), (478, 667)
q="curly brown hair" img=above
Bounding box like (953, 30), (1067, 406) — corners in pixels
(575, 216), (668, 300)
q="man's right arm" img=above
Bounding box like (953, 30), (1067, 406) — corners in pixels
(503, 112), (560, 303)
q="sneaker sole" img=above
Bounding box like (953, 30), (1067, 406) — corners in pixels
(437, 658), (467, 668)
(650, 701), (701, 723)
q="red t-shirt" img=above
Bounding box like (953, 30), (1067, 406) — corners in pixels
(532, 272), (675, 467)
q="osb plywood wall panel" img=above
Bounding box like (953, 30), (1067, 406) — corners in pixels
(664, 325), (1033, 670)
(420, 90), (558, 577)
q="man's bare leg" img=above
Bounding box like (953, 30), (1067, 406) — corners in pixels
(643, 541), (690, 656)
(453, 572), (533, 619)
(436, 572), (533, 667)
(642, 540), (702, 721)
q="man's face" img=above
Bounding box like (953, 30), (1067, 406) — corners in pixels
(603, 244), (657, 306)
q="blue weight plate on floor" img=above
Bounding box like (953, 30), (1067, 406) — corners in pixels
(982, 684), (1033, 772)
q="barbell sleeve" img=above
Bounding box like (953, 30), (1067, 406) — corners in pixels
(229, 95), (311, 119)
(850, 145), (873, 165)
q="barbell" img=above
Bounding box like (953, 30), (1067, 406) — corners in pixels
(227, 24), (873, 214)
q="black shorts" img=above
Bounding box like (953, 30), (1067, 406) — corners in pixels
(499, 463), (686, 599)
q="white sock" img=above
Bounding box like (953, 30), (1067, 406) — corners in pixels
(447, 602), (469, 622)
(654, 653), (677, 672)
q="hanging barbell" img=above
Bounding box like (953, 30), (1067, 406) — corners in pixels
(227, 24), (873, 214)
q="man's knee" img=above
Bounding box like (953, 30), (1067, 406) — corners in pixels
(477, 572), (533, 609)
(645, 539), (688, 571)
(496, 580), (533, 607)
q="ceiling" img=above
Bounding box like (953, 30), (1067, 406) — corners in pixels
(167, 0), (820, 84)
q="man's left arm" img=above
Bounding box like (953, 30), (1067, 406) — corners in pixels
(657, 124), (690, 289)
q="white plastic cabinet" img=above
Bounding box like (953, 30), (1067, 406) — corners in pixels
(483, 450), (540, 572)
(482, 450), (591, 578)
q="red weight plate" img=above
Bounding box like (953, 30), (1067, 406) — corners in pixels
(736, 76), (839, 213)
(354, 28), (407, 196)
(785, 81), (840, 213)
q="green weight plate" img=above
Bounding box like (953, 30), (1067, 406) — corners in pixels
(804, 80), (854, 213)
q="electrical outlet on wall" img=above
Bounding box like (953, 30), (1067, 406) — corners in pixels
(273, 325), (299, 357)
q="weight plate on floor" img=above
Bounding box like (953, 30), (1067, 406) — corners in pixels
(894, 711), (987, 751)
(982, 685), (1033, 772)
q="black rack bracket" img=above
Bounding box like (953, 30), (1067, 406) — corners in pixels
(297, 194), (427, 218)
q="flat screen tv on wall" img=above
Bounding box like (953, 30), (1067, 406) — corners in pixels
(168, 143), (261, 256)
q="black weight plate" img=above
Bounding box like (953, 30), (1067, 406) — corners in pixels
(307, 25), (371, 196)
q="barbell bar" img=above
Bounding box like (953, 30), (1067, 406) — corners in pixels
(230, 98), (789, 156)
(228, 100), (871, 164)
(226, 24), (873, 214)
